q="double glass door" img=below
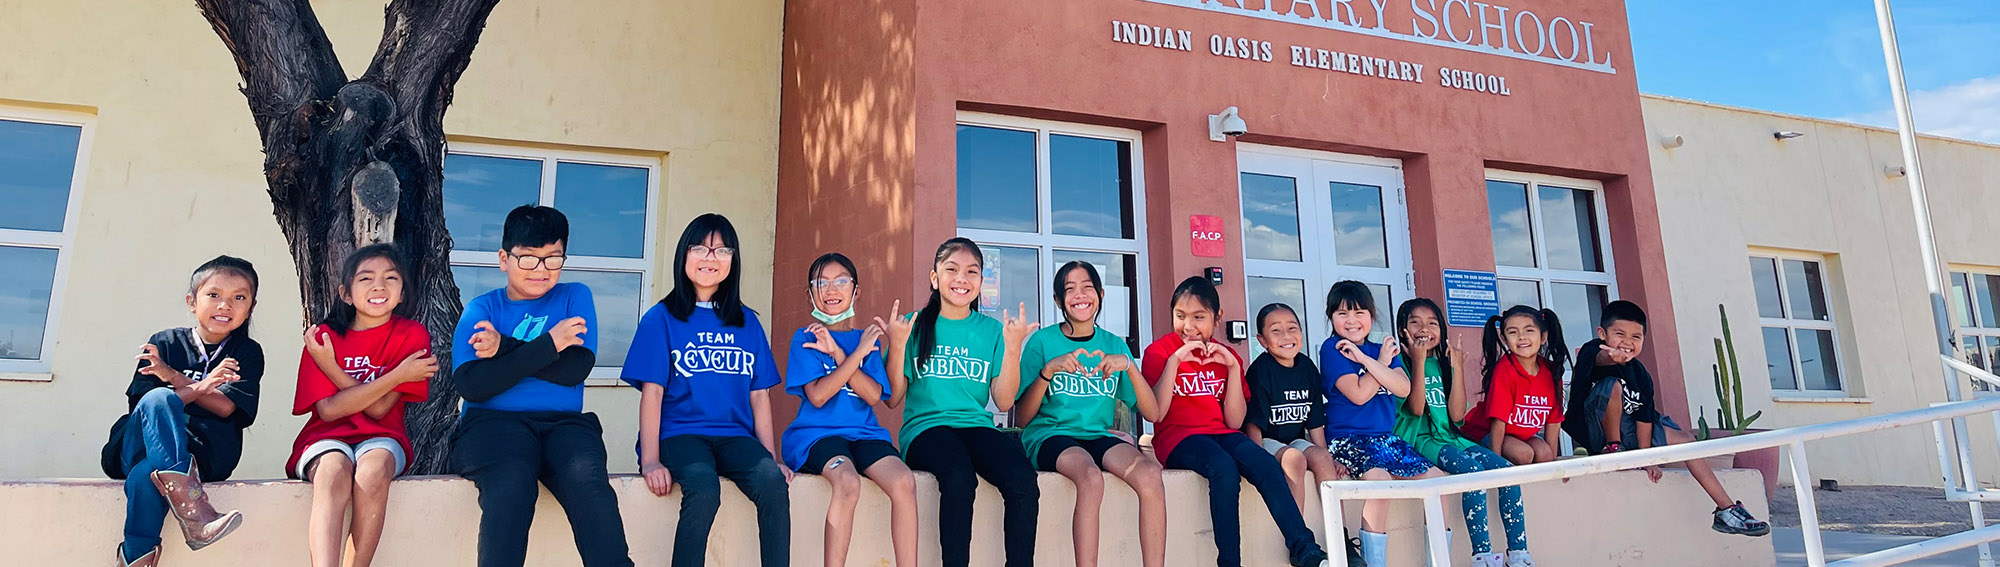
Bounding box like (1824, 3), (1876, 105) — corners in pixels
(1238, 148), (1413, 355)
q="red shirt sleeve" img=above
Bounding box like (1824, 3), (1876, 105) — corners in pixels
(390, 319), (433, 402)
(1141, 338), (1170, 387)
(1485, 369), (1518, 425)
(293, 336), (339, 416)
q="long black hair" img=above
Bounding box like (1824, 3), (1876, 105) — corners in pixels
(662, 213), (747, 327)
(1480, 304), (1571, 406)
(913, 238), (984, 372)
(188, 255), (260, 338)
(1395, 298), (1454, 396)
(321, 244), (406, 337)
(1053, 260), (1103, 326)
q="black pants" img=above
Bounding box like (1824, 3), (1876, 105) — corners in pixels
(1165, 433), (1327, 567)
(903, 426), (1039, 567)
(451, 409), (633, 567)
(658, 434), (791, 567)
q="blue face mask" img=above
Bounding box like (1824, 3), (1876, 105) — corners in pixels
(812, 305), (855, 325)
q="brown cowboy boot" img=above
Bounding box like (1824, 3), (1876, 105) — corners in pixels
(150, 459), (243, 551)
(115, 544), (160, 567)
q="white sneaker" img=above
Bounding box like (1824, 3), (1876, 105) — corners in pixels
(1506, 550), (1536, 567)
(1470, 552), (1505, 567)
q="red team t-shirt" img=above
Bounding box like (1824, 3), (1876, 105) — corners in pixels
(1140, 333), (1250, 462)
(286, 316), (432, 476)
(1461, 355), (1563, 441)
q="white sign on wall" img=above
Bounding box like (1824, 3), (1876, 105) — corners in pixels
(1136, 0), (1616, 74)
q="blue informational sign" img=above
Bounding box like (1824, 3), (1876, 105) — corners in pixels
(1442, 269), (1500, 327)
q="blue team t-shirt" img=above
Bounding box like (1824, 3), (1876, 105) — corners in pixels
(454, 282), (598, 413)
(778, 327), (892, 469)
(623, 302), (781, 440)
(1319, 338), (1404, 438)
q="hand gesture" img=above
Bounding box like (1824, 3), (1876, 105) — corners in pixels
(1378, 337), (1401, 364)
(187, 358), (242, 396)
(803, 323), (845, 358)
(549, 317), (589, 351)
(1212, 342), (1240, 369)
(1001, 303), (1039, 347)
(469, 321), (501, 359)
(387, 350), (438, 385)
(884, 300), (913, 346)
(1335, 339), (1367, 364)
(1044, 348), (1087, 378)
(1172, 339), (1210, 365)
(641, 461), (674, 496)
(304, 325), (336, 366)
(135, 344), (187, 384)
(1406, 332), (1434, 360)
(1446, 342), (1466, 372)
(1098, 352), (1133, 376)
(855, 322), (885, 358)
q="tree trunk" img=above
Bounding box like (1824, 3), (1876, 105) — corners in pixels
(196, 0), (502, 474)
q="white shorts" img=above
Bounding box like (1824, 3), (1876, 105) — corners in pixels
(295, 437), (407, 480)
(1260, 438), (1317, 456)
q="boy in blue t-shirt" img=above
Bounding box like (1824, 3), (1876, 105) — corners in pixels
(449, 206), (633, 567)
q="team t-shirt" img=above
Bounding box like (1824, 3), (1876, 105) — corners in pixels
(104, 328), (264, 480)
(1140, 332), (1248, 462)
(1391, 354), (1479, 461)
(287, 316), (432, 476)
(780, 326), (892, 469)
(1461, 355), (1564, 441)
(623, 302), (781, 440)
(1016, 325), (1138, 461)
(1245, 352), (1326, 445)
(1320, 338), (1405, 438)
(898, 312), (1005, 452)
(452, 282), (598, 413)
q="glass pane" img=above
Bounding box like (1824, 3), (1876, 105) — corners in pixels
(1245, 276), (1307, 358)
(553, 162), (648, 259)
(444, 154), (543, 252)
(1795, 328), (1840, 391)
(1498, 278), (1542, 310)
(450, 265), (641, 368)
(1964, 335), (1989, 392)
(1368, 283), (1395, 343)
(1952, 272), (1974, 327)
(956, 125), (1036, 233)
(1240, 173), (1303, 262)
(1782, 259), (1830, 321)
(1988, 336), (2000, 388)
(1328, 182), (1389, 268)
(1539, 185), (1603, 272)
(978, 245), (1040, 323)
(1974, 274), (2000, 330)
(0, 246), (59, 360)
(1764, 326), (1798, 390)
(1050, 135), (1132, 239)
(1486, 180), (1536, 268)
(1051, 250), (1138, 345)
(1751, 257), (1784, 319)
(1551, 283), (1608, 357)
(0, 119), (83, 233)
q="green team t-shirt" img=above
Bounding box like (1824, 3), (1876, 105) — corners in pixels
(1393, 354), (1479, 460)
(899, 312), (1005, 452)
(1015, 324), (1138, 461)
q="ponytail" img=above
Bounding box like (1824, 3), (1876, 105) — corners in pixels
(913, 238), (984, 373)
(1480, 314), (1505, 394)
(1539, 307), (1572, 408)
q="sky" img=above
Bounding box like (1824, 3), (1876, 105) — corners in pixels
(1628, 0), (2000, 143)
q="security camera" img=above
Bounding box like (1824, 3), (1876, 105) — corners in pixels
(1209, 106), (1247, 141)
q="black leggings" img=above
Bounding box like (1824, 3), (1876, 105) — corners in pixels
(903, 426), (1039, 567)
(1165, 432), (1326, 567)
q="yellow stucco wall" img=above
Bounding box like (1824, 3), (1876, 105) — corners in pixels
(1645, 94), (2000, 487)
(0, 0), (782, 480)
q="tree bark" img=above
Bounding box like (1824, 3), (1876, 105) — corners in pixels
(196, 0), (502, 474)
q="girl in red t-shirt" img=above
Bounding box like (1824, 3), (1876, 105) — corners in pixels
(288, 244), (437, 567)
(1461, 305), (1571, 466)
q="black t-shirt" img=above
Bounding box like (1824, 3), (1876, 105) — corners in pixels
(103, 328), (264, 480)
(1245, 352), (1327, 444)
(1564, 339), (1658, 442)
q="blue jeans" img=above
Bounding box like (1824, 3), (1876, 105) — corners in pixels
(1433, 444), (1528, 554)
(120, 388), (193, 559)
(1165, 433), (1327, 567)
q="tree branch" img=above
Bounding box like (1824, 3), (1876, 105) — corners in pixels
(193, 0), (348, 141)
(362, 0), (503, 135)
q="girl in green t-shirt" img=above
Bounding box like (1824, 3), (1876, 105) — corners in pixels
(1015, 261), (1166, 567)
(884, 238), (1040, 567)
(1393, 298), (1535, 567)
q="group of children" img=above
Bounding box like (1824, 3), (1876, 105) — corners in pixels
(101, 204), (1769, 567)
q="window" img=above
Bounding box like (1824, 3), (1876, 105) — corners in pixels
(1951, 269), (2000, 393)
(441, 143), (658, 381)
(1750, 254), (1843, 393)
(1239, 148), (1412, 352)
(1485, 171), (1614, 352)
(0, 110), (90, 378)
(956, 114), (1150, 429)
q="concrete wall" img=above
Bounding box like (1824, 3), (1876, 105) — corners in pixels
(0, 0), (783, 479)
(1644, 94), (2000, 486)
(3, 469), (1770, 566)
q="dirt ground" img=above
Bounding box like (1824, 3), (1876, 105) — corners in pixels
(1771, 484), (2000, 536)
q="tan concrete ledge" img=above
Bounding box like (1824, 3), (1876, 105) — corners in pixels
(2, 468), (1770, 566)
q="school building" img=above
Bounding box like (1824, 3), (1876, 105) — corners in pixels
(0, 0), (1989, 564)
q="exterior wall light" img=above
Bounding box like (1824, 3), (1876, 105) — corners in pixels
(1660, 135), (1685, 149)
(1773, 131), (1806, 140)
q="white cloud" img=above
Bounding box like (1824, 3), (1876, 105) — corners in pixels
(1840, 75), (2000, 144)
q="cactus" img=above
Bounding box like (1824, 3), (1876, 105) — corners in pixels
(1699, 305), (1762, 440)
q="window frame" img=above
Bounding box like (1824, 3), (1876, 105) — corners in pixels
(442, 140), (660, 384)
(1950, 266), (2000, 394)
(1750, 250), (1846, 395)
(0, 107), (93, 379)
(1484, 169), (1618, 338)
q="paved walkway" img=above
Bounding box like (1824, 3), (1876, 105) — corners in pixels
(1776, 527), (1989, 566)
